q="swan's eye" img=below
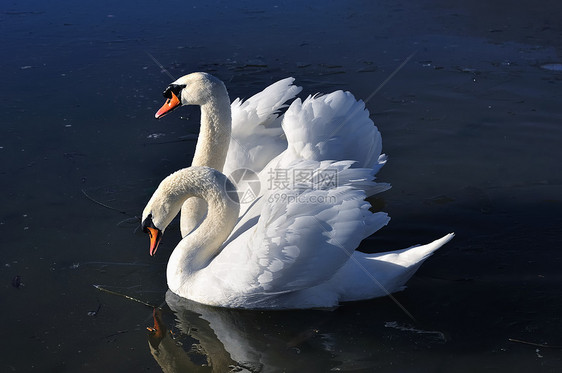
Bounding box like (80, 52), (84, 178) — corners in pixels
(163, 84), (186, 99)
(141, 214), (155, 233)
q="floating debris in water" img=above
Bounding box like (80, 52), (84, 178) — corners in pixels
(540, 63), (562, 72)
(384, 321), (446, 342)
(508, 338), (562, 349)
(88, 303), (101, 316)
(536, 348), (543, 358)
(458, 67), (478, 74)
(147, 133), (165, 139)
(12, 275), (23, 288)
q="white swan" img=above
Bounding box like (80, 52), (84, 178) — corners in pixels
(143, 73), (454, 309)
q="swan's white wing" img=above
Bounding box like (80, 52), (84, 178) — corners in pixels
(275, 91), (384, 172)
(206, 160), (390, 307)
(223, 78), (302, 177)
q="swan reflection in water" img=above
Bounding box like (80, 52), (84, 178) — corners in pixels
(148, 291), (336, 372)
(147, 291), (446, 372)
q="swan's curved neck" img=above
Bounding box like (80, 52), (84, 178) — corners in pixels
(166, 168), (240, 292)
(191, 94), (232, 172)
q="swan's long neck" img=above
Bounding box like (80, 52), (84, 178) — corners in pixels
(180, 81), (231, 238)
(164, 167), (240, 293)
(191, 94), (232, 172)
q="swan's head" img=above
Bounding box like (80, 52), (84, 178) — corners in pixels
(141, 214), (163, 257)
(141, 172), (188, 255)
(155, 72), (228, 119)
(141, 166), (240, 257)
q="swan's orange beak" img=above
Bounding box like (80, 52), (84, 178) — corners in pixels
(155, 92), (181, 119)
(146, 226), (162, 256)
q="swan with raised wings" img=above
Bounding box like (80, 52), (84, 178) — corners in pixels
(142, 73), (453, 309)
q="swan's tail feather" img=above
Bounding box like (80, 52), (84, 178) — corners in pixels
(332, 233), (454, 302)
(368, 233), (455, 272)
(384, 232), (455, 267)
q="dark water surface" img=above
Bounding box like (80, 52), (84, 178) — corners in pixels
(2, 0), (562, 371)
